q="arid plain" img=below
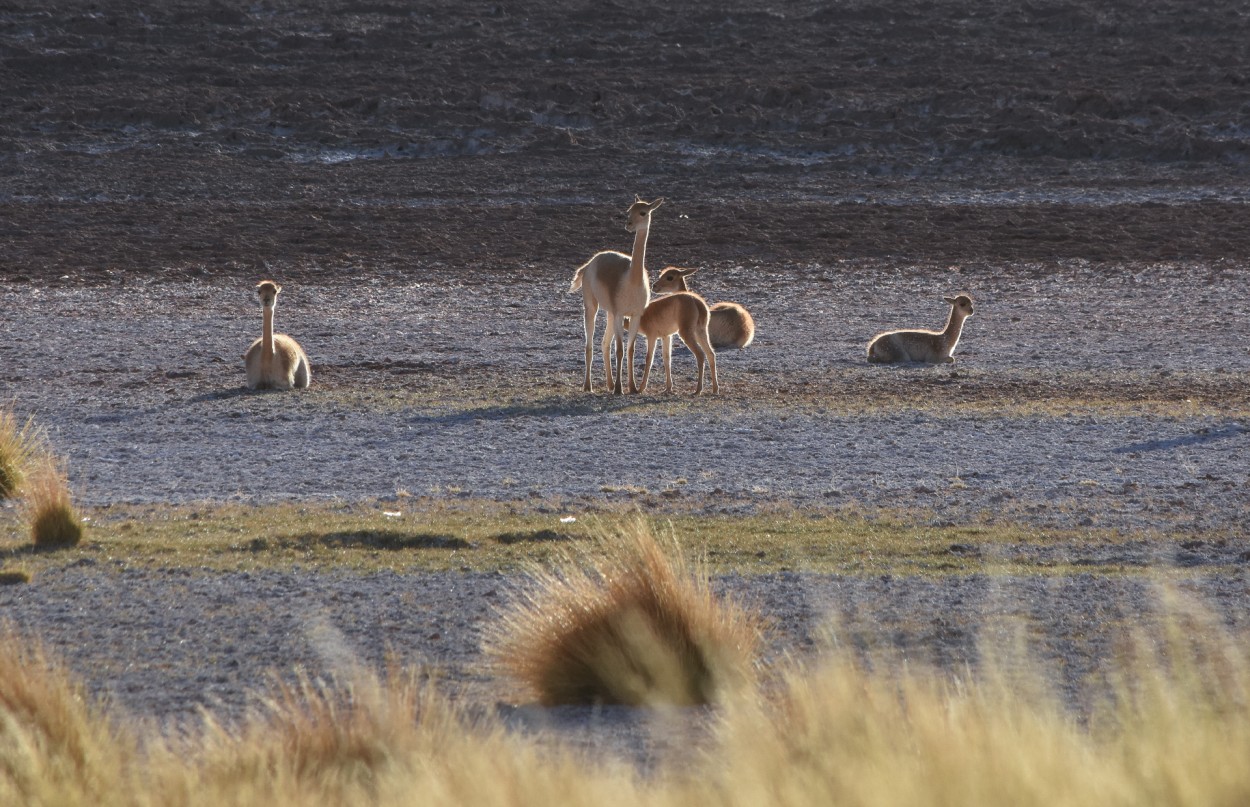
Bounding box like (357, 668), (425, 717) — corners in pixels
(2, 0), (1249, 751)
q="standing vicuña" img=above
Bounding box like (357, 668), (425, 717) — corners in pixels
(652, 266), (755, 350)
(568, 197), (664, 394)
(244, 280), (312, 389)
(866, 294), (975, 364)
(636, 291), (718, 395)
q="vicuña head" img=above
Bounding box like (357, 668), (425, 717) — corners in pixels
(866, 293), (974, 365)
(568, 196), (666, 394)
(625, 196), (663, 233)
(243, 279), (312, 390)
(653, 267), (756, 351)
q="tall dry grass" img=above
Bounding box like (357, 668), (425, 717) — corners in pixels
(485, 517), (761, 706)
(0, 626), (137, 805)
(0, 407), (44, 499)
(21, 458), (83, 548)
(3, 578), (1250, 805)
(709, 592), (1250, 807)
(0, 625), (649, 807)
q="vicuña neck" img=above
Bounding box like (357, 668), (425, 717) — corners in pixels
(942, 306), (967, 347)
(629, 223), (650, 287)
(262, 306), (275, 357)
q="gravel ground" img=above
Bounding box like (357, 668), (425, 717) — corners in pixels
(2, 260), (1248, 533)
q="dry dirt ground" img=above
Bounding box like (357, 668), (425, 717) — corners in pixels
(2, 0), (1250, 748)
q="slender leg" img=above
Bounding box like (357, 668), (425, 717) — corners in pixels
(701, 324), (718, 394)
(583, 299), (598, 392)
(601, 315), (616, 393)
(681, 326), (705, 394)
(610, 316), (626, 395)
(625, 318), (643, 394)
(663, 335), (675, 393)
(639, 337), (659, 393)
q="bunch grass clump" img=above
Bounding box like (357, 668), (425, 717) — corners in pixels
(0, 407), (44, 499)
(709, 593), (1250, 807)
(486, 517), (760, 707)
(3, 591), (1250, 804)
(22, 460), (83, 549)
(0, 625), (135, 804)
(190, 667), (459, 803)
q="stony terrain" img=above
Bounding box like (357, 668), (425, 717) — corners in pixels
(2, 0), (1250, 752)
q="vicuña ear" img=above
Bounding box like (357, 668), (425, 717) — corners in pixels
(943, 296), (956, 304)
(680, 267), (698, 277)
(650, 197), (666, 210)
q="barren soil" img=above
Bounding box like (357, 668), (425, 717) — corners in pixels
(2, 0), (1250, 752)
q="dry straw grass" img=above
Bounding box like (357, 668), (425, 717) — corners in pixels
(0, 626), (136, 805)
(0, 625), (646, 806)
(21, 459), (83, 549)
(0, 407), (44, 499)
(3, 590), (1250, 804)
(485, 517), (761, 706)
(709, 592), (1250, 807)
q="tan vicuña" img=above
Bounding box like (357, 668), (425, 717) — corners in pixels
(568, 197), (664, 394)
(652, 266), (756, 349)
(636, 289), (719, 395)
(243, 280), (312, 390)
(867, 294), (975, 364)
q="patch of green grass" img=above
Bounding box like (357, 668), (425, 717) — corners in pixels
(0, 498), (1236, 579)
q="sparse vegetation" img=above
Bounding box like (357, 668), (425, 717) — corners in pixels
(486, 518), (760, 706)
(2, 593), (1249, 805)
(0, 626), (136, 805)
(0, 408), (44, 500)
(0, 499), (1236, 577)
(22, 460), (83, 549)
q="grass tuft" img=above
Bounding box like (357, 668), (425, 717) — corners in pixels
(0, 408), (44, 499)
(22, 460), (84, 549)
(4, 588), (1250, 804)
(486, 517), (760, 707)
(0, 625), (134, 804)
(193, 667), (450, 802)
(710, 593), (1250, 807)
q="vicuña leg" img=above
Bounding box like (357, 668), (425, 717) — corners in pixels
(625, 319), (643, 394)
(638, 336), (661, 394)
(679, 324), (718, 395)
(662, 335), (676, 393)
(582, 299), (599, 392)
(600, 316), (617, 392)
(610, 316), (627, 394)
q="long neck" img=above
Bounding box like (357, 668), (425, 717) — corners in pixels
(629, 222), (651, 291)
(942, 307), (967, 346)
(262, 305), (275, 357)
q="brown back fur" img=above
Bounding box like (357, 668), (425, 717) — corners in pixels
(652, 267), (755, 351)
